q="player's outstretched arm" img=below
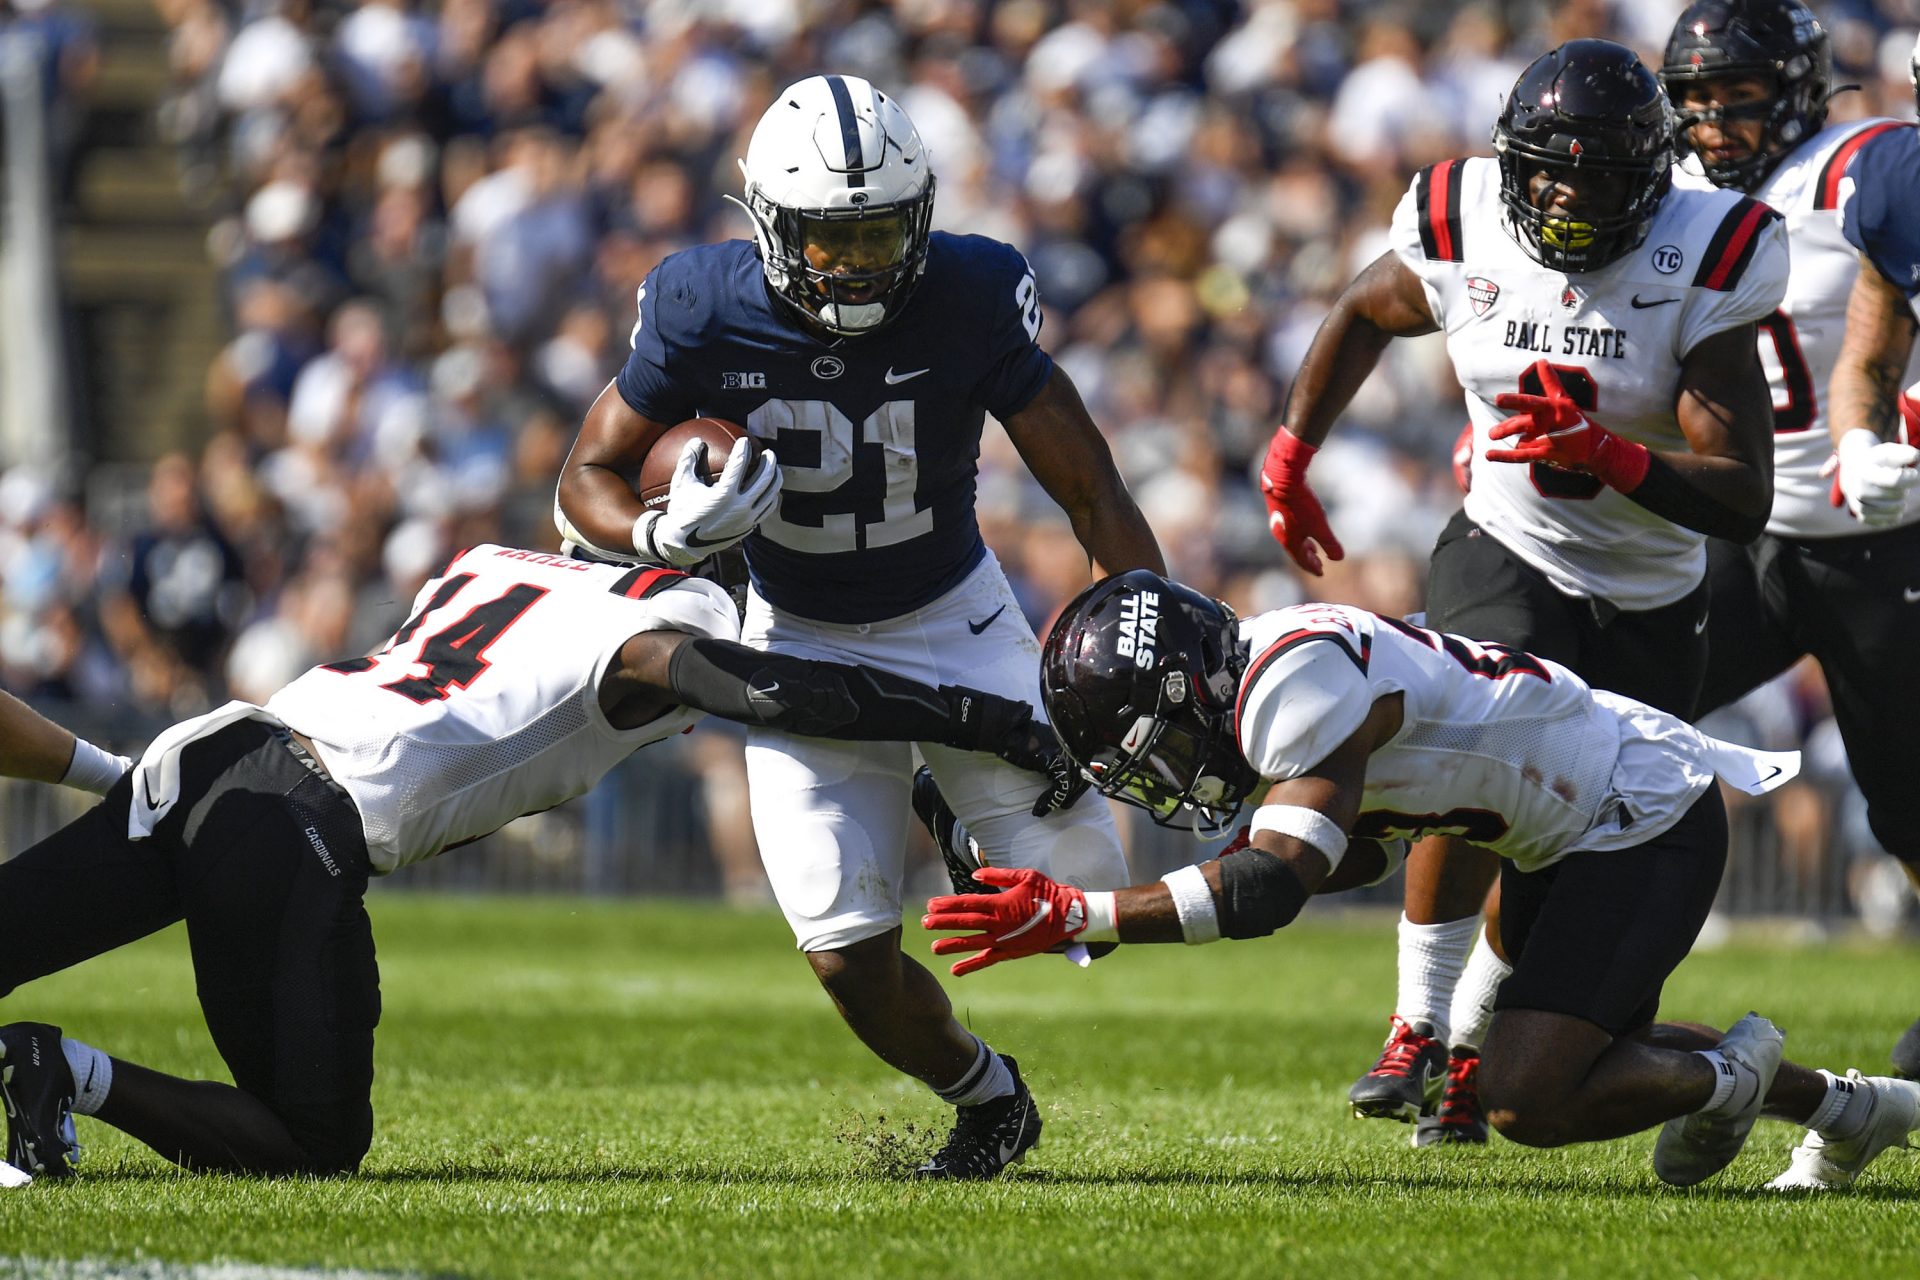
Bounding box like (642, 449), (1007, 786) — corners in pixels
(0, 689), (131, 794)
(923, 705), (1390, 974)
(1002, 366), (1166, 578)
(604, 628), (1076, 787)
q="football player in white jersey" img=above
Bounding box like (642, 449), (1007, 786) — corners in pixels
(555, 75), (1162, 1179)
(1665, 4), (1920, 1099)
(0, 541), (1072, 1181)
(922, 571), (1920, 1189)
(1255, 40), (1786, 1144)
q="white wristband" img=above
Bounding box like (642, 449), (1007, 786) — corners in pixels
(1249, 803), (1349, 872)
(62, 737), (132, 796)
(1160, 864), (1220, 945)
(1079, 891), (1119, 944)
(631, 510), (665, 561)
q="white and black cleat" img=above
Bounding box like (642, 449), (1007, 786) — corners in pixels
(0, 1023), (79, 1179)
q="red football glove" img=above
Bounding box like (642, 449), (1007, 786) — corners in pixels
(1486, 361), (1650, 492)
(1451, 422), (1474, 494)
(1259, 428), (1345, 576)
(923, 866), (1088, 976)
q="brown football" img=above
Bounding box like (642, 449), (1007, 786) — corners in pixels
(636, 418), (760, 509)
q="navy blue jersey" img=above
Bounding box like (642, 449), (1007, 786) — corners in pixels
(616, 232), (1052, 623)
(1841, 124), (1920, 320)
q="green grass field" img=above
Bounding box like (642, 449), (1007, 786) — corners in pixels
(0, 895), (1914, 1279)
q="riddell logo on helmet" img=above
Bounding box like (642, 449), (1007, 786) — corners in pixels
(1116, 590), (1159, 669)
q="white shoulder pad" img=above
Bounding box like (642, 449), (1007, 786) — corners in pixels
(634, 577), (741, 644)
(1236, 616), (1374, 782)
(1673, 191), (1790, 353)
(1386, 160), (1474, 322)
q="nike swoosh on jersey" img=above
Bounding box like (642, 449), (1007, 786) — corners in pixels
(884, 366), (931, 385)
(997, 900), (1052, 941)
(968, 605), (1007, 636)
(1629, 295), (1679, 309)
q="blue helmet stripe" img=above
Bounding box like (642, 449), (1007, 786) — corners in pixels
(824, 75), (864, 187)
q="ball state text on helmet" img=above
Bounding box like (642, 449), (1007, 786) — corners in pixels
(1117, 590), (1159, 669)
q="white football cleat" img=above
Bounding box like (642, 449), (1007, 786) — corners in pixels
(1767, 1073), (1920, 1191)
(1654, 1012), (1785, 1187)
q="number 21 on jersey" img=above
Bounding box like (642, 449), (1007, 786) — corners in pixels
(746, 399), (931, 554)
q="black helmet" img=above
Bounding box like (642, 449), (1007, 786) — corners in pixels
(1040, 571), (1259, 835)
(1660, 0), (1832, 190)
(1494, 40), (1675, 272)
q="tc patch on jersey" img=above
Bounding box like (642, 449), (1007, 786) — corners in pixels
(1651, 244), (1684, 274)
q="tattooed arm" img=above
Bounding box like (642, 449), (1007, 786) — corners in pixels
(1829, 254), (1918, 446)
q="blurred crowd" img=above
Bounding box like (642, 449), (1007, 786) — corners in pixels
(4, 0), (1920, 904)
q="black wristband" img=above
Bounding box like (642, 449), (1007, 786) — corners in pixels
(1623, 453), (1766, 543)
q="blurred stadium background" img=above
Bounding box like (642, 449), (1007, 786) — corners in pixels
(0, 0), (1916, 928)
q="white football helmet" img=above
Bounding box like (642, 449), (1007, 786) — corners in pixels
(731, 74), (936, 336)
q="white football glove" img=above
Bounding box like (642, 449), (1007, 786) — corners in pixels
(637, 436), (781, 567)
(1825, 428), (1920, 526)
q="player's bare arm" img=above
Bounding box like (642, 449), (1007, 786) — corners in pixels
(0, 689), (129, 794)
(1830, 256), (1917, 445)
(1001, 365), (1166, 576)
(1260, 252), (1438, 573)
(556, 383), (674, 556)
(1660, 321), (1776, 529)
(1281, 252), (1440, 448)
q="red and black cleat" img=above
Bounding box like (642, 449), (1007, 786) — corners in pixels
(1413, 1047), (1489, 1147)
(1348, 1016), (1448, 1122)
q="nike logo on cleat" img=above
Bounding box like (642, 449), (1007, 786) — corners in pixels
(1694, 614), (1709, 634)
(884, 366), (931, 385)
(968, 605), (1006, 635)
(1630, 295), (1678, 309)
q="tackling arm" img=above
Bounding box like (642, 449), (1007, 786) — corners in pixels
(1002, 366), (1166, 577)
(602, 629), (1077, 790)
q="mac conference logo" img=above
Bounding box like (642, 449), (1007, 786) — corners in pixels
(811, 356), (846, 380)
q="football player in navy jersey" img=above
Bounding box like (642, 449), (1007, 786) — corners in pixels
(555, 75), (1163, 1179)
(1814, 34), (1920, 1087)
